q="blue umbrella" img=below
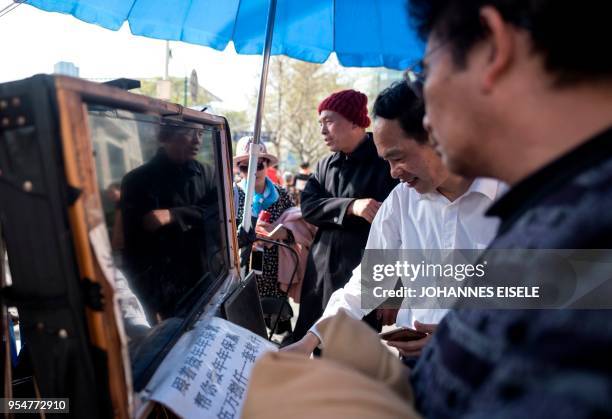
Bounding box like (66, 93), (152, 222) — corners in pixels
(26, 0), (423, 69)
(26, 0), (424, 230)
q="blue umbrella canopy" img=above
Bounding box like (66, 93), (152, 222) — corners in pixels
(27, 0), (424, 70)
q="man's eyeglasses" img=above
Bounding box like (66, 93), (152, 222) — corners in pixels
(238, 162), (265, 172)
(404, 39), (450, 82)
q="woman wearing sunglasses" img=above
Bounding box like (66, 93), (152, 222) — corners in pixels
(234, 136), (297, 334)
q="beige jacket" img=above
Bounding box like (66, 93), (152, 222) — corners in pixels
(243, 310), (420, 419)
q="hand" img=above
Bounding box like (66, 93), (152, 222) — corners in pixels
(255, 221), (274, 248)
(376, 308), (399, 326)
(255, 220), (272, 236)
(280, 332), (320, 355)
(143, 209), (172, 232)
(348, 198), (382, 223)
(386, 321), (438, 358)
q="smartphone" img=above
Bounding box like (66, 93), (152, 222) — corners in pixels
(250, 248), (264, 275)
(268, 223), (284, 238)
(256, 223), (284, 239)
(379, 327), (427, 342)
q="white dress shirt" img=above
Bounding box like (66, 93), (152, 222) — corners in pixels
(311, 178), (506, 337)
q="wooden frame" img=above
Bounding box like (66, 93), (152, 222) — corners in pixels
(51, 75), (241, 417)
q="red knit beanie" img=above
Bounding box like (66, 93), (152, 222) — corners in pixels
(318, 89), (371, 128)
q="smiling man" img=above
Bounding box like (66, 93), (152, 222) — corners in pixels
(283, 81), (504, 357)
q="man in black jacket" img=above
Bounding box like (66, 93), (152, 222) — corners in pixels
(291, 89), (398, 342)
(121, 124), (221, 324)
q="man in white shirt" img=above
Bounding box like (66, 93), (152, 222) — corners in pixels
(283, 80), (505, 356)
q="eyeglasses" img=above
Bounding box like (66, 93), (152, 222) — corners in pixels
(404, 39), (450, 82)
(238, 162), (265, 172)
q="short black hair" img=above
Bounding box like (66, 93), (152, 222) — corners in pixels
(408, 0), (612, 84)
(373, 80), (428, 144)
(299, 162), (310, 169)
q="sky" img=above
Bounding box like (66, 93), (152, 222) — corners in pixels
(0, 2), (265, 110)
(0, 2), (400, 112)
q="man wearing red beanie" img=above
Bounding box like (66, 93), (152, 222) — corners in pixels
(289, 89), (398, 344)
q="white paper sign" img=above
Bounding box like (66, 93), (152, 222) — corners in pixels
(148, 317), (276, 418)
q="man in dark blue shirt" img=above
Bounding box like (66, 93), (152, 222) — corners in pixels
(408, 0), (612, 417)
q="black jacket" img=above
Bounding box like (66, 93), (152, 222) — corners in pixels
(121, 149), (221, 320)
(300, 133), (398, 304)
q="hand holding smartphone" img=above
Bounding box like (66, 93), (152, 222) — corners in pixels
(379, 327), (427, 342)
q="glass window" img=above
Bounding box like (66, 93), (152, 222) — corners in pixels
(87, 106), (230, 387)
(87, 106), (228, 323)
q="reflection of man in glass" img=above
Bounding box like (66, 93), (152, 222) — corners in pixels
(121, 123), (218, 323)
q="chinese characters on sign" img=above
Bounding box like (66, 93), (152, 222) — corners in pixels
(149, 317), (276, 418)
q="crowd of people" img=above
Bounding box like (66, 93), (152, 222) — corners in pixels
(235, 0), (612, 418)
(94, 0), (612, 416)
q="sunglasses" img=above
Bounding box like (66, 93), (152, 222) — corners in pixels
(238, 161), (266, 172)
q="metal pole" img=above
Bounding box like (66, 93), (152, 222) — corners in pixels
(184, 76), (188, 106)
(241, 0), (278, 232)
